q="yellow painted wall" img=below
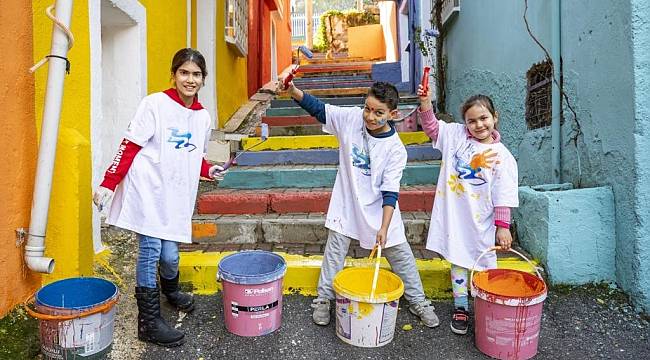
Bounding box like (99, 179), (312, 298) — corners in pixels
(32, 1), (94, 283)
(139, 0), (188, 93)
(216, 0), (248, 128)
(348, 24), (386, 60)
(0, 0), (41, 317)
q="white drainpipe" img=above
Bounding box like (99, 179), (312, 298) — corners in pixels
(25, 0), (74, 274)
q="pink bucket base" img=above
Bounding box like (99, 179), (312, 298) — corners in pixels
(474, 297), (544, 360)
(222, 279), (283, 337)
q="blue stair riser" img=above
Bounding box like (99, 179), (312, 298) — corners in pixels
(235, 145), (442, 166)
(266, 104), (418, 117)
(270, 96), (421, 108)
(293, 74), (372, 83)
(217, 163), (440, 189)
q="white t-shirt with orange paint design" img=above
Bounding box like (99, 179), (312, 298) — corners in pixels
(425, 122), (518, 270)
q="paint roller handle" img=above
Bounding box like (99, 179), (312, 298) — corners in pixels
(421, 67), (431, 92)
(221, 155), (236, 171)
(283, 66), (299, 89)
(469, 246), (545, 295)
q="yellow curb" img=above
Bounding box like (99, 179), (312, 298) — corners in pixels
(241, 132), (431, 151)
(179, 251), (539, 299)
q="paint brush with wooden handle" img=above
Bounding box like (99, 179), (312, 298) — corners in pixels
(369, 244), (382, 300)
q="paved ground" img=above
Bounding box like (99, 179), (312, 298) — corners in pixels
(97, 228), (650, 360)
(134, 288), (649, 360)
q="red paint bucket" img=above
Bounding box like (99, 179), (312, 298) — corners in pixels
(471, 247), (547, 360)
(217, 251), (287, 337)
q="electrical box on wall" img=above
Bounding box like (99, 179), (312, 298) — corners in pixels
(441, 0), (460, 26)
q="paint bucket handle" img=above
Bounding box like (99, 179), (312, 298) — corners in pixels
(469, 246), (544, 293)
(23, 292), (120, 321)
(369, 244), (382, 300)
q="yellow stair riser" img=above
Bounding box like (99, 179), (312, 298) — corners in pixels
(179, 252), (539, 299)
(241, 132), (431, 151)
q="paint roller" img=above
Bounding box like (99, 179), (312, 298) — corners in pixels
(222, 123), (269, 170)
(282, 45), (314, 88)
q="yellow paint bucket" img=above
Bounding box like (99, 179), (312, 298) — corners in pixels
(332, 267), (404, 347)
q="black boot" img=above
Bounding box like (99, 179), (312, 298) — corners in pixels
(160, 272), (195, 313)
(134, 287), (185, 347)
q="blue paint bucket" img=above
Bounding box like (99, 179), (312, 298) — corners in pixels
(217, 251), (287, 336)
(26, 277), (119, 360)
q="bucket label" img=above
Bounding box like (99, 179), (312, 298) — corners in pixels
(244, 287), (274, 296)
(335, 298), (352, 340)
(231, 300), (278, 315)
(378, 300), (398, 343)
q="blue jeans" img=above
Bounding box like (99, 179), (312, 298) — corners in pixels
(136, 234), (180, 288)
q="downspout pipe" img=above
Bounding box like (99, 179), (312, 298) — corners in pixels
(551, 0), (562, 183)
(25, 0), (74, 274)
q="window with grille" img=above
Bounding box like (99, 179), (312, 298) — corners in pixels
(225, 0), (248, 57)
(525, 61), (552, 129)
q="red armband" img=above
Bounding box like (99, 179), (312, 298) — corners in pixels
(200, 158), (211, 178)
(100, 138), (142, 191)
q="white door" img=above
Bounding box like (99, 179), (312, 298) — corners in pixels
(197, 0), (218, 128)
(90, 0), (146, 252)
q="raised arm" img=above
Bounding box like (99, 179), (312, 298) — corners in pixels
(416, 84), (440, 141)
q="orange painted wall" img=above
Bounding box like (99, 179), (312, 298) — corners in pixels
(348, 24), (386, 60)
(275, 0), (292, 74)
(0, 0), (40, 317)
(248, 0), (293, 96)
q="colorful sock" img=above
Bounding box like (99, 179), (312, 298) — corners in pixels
(451, 264), (469, 310)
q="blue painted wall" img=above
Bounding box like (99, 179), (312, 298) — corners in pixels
(630, 0), (650, 312)
(441, 0), (649, 312)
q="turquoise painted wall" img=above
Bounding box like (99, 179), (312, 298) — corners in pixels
(630, 0), (650, 312)
(442, 0), (649, 312)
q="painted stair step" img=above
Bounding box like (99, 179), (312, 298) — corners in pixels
(298, 81), (375, 90)
(234, 145), (442, 166)
(270, 96), (420, 108)
(265, 104), (419, 117)
(240, 132), (430, 151)
(298, 63), (373, 72)
(275, 87), (371, 99)
(190, 212), (433, 244)
(262, 115), (319, 127)
(292, 74), (371, 84)
(268, 124), (326, 136)
(197, 185), (437, 215)
(178, 246), (538, 297)
(215, 161), (440, 189)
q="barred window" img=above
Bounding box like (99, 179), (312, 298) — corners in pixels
(525, 61), (552, 129)
(225, 0), (248, 56)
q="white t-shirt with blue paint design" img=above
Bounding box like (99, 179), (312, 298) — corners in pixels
(107, 92), (211, 243)
(323, 105), (408, 249)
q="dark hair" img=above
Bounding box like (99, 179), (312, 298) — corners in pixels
(171, 48), (207, 79)
(460, 94), (497, 120)
(368, 82), (399, 110)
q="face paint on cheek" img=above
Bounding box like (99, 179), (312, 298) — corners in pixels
(376, 118), (388, 126)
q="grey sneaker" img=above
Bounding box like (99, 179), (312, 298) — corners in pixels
(409, 300), (440, 328)
(311, 298), (331, 326)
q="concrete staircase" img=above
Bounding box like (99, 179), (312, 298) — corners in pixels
(180, 56), (536, 297)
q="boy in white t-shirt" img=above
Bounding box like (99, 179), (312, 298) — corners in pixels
(278, 79), (439, 328)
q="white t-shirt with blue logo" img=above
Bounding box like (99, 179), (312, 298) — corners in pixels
(107, 92), (211, 243)
(323, 105), (408, 249)
(425, 122), (519, 270)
